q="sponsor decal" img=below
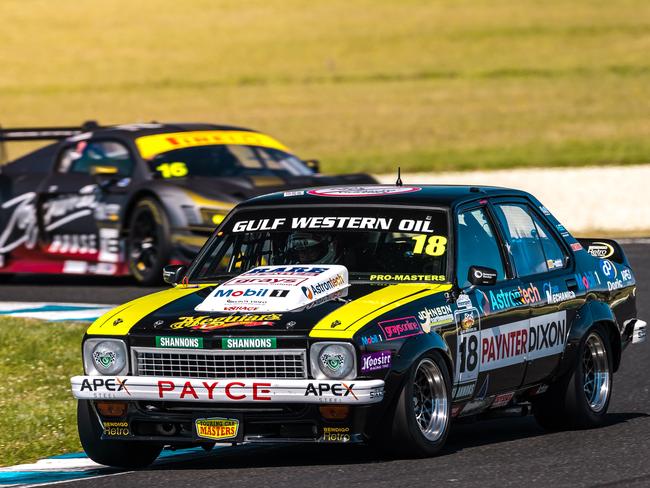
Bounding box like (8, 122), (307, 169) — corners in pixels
(103, 421), (129, 437)
(491, 391), (515, 408)
(452, 381), (476, 400)
(158, 380), (272, 401)
(307, 186), (421, 197)
(304, 382), (358, 402)
(607, 279), (624, 291)
(47, 233), (98, 255)
(370, 386), (385, 400)
(93, 350), (116, 370)
(232, 216), (439, 233)
(480, 312), (567, 371)
(601, 259), (617, 279)
(360, 333), (383, 346)
(488, 282), (541, 310)
(360, 351), (392, 373)
(79, 378), (130, 398)
(195, 418), (239, 441)
(621, 268), (633, 282)
(456, 293), (472, 310)
(320, 351), (346, 374)
(242, 266), (328, 276)
(225, 276), (308, 286)
(170, 314), (281, 331)
(136, 130), (288, 159)
(418, 305), (454, 332)
(587, 241), (614, 258)
(456, 308), (479, 333)
(378, 316), (422, 341)
(571, 242), (583, 252)
(556, 223), (570, 238)
(369, 273), (446, 282)
(308, 273), (346, 296)
(543, 282), (576, 304)
(156, 336), (203, 349)
(539, 206), (551, 216)
(461, 397), (493, 415)
(321, 426), (351, 443)
(283, 190), (305, 197)
(301, 286), (313, 299)
(222, 337), (277, 349)
(576, 270), (600, 290)
(546, 258), (563, 270)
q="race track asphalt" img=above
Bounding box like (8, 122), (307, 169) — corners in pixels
(1, 243), (649, 487)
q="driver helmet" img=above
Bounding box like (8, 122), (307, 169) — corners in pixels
(285, 232), (337, 263)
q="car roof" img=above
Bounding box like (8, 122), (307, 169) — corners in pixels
(238, 184), (536, 209)
(75, 122), (258, 140)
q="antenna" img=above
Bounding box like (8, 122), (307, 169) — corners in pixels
(396, 166), (403, 186)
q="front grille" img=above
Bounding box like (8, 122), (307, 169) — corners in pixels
(131, 347), (307, 379)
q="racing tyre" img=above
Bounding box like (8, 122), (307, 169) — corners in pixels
(383, 352), (451, 457)
(127, 197), (171, 286)
(77, 400), (162, 468)
(533, 324), (613, 431)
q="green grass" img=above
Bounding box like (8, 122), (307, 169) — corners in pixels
(0, 318), (86, 467)
(0, 0), (649, 172)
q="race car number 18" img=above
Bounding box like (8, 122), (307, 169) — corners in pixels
(410, 235), (447, 256)
(456, 331), (480, 381)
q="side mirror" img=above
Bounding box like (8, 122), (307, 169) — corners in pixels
(304, 159), (320, 173)
(90, 165), (119, 176)
(163, 264), (187, 285)
(468, 265), (498, 286)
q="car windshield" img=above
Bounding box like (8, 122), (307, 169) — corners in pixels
(191, 206), (450, 283)
(148, 145), (313, 179)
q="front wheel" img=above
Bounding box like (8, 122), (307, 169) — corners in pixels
(533, 324), (613, 430)
(383, 352), (451, 457)
(77, 400), (162, 468)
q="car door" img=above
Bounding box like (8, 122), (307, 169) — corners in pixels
(38, 139), (134, 265)
(453, 204), (529, 401)
(491, 199), (578, 386)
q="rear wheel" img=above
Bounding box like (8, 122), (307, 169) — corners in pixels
(533, 324), (613, 430)
(382, 352), (451, 457)
(77, 400), (162, 468)
(127, 198), (171, 286)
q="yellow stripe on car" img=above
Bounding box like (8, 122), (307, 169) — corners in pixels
(86, 285), (210, 336)
(309, 284), (451, 339)
(136, 130), (290, 159)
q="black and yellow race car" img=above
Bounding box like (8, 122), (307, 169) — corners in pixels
(0, 122), (374, 284)
(70, 184), (645, 467)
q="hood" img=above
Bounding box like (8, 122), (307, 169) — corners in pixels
(171, 173), (376, 202)
(86, 280), (451, 339)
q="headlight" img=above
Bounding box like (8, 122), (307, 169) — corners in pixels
(83, 338), (128, 376)
(310, 342), (356, 380)
(200, 208), (227, 226)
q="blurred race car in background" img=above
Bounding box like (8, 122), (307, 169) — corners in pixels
(0, 122), (375, 284)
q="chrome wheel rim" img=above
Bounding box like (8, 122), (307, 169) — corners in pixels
(582, 332), (610, 413)
(412, 358), (448, 441)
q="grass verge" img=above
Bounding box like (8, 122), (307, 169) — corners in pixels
(0, 318), (86, 467)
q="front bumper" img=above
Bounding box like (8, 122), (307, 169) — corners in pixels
(71, 376), (385, 404)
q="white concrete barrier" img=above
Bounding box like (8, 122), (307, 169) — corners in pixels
(377, 165), (649, 234)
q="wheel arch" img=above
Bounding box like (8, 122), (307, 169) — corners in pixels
(560, 300), (622, 377)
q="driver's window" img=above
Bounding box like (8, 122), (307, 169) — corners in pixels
(456, 208), (506, 287)
(58, 140), (133, 176)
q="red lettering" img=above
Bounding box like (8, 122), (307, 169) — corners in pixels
(225, 381), (246, 400)
(482, 337), (489, 362)
(202, 381), (218, 400)
(158, 380), (175, 398)
(180, 381), (198, 399)
(487, 336), (495, 362)
(521, 329), (528, 354)
(253, 382), (272, 401)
